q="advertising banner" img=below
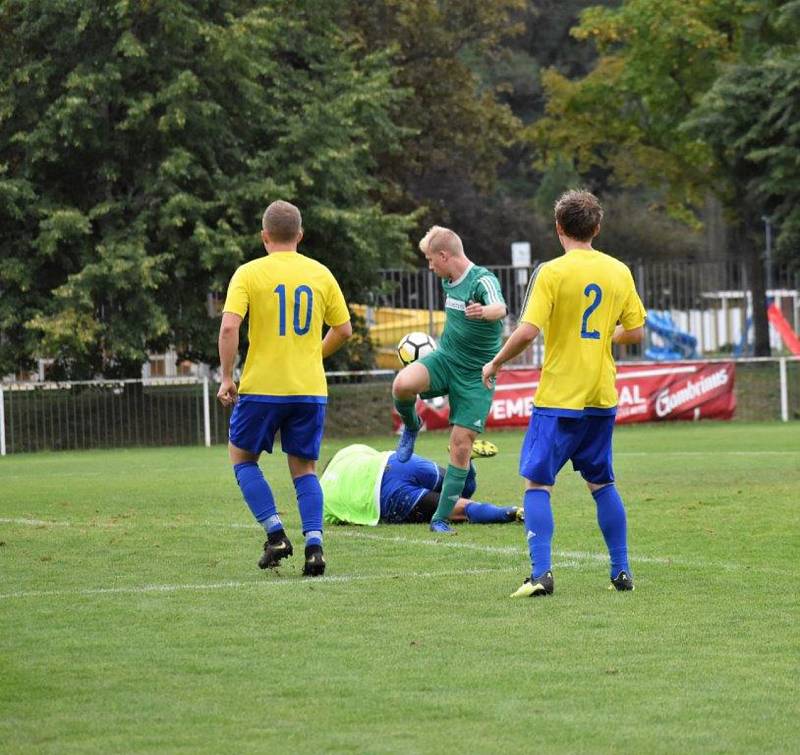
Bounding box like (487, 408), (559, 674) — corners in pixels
(392, 362), (736, 431)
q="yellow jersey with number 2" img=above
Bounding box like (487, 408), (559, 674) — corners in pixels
(521, 248), (646, 415)
(223, 252), (350, 399)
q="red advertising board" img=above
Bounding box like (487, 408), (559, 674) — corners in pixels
(391, 362), (736, 431)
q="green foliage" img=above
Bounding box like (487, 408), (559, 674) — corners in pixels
(0, 0), (412, 376)
(686, 27), (800, 263)
(529, 0), (760, 219)
(533, 155), (582, 216)
(344, 0), (525, 236)
(322, 311), (376, 373)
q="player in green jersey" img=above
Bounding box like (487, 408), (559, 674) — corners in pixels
(392, 226), (507, 534)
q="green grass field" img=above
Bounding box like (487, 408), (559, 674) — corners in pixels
(2, 422), (799, 753)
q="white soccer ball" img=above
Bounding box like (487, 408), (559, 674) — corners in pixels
(397, 331), (437, 366)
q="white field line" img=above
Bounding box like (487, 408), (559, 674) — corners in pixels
(0, 567), (511, 601)
(3, 515), (784, 576)
(335, 530), (676, 565)
(0, 517), (73, 527)
(333, 531), (794, 576)
(0, 516), (663, 564)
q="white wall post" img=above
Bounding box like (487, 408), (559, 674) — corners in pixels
(0, 386), (6, 456)
(779, 358), (788, 423)
(202, 377), (211, 447)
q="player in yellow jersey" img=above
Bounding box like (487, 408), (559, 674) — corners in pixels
(482, 190), (646, 597)
(217, 200), (352, 576)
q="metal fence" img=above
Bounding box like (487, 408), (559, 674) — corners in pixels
(373, 259), (800, 360)
(1, 358), (798, 454)
(0, 378), (218, 454)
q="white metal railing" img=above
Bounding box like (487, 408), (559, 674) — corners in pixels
(0, 357), (798, 455)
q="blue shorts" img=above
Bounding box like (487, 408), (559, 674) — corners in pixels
(519, 412), (616, 486)
(229, 397), (326, 460)
(379, 453), (441, 523)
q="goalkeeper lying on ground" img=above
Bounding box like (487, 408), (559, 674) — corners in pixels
(321, 442), (521, 527)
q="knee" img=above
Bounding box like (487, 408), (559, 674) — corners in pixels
(449, 435), (472, 467)
(392, 371), (414, 399)
(525, 480), (553, 494)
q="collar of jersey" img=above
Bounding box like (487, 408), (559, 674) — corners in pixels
(448, 261), (474, 286)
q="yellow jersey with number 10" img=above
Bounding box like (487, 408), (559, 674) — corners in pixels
(223, 251), (350, 399)
(521, 248), (646, 415)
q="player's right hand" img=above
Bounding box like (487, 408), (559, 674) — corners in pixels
(481, 361), (498, 390)
(217, 378), (239, 407)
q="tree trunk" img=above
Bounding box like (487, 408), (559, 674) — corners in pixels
(743, 217), (771, 357)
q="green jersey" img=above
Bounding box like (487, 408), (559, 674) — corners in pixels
(439, 264), (505, 370)
(321, 444), (391, 526)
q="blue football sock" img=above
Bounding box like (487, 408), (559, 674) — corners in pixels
(233, 462), (283, 533)
(294, 474), (323, 544)
(524, 489), (554, 578)
(593, 485), (630, 577)
(462, 463), (477, 499)
(304, 530), (323, 547)
(464, 502), (513, 524)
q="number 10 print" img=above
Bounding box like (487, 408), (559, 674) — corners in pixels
(274, 284), (313, 336)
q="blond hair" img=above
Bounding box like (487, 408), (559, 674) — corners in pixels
(262, 200), (302, 243)
(420, 226), (464, 256)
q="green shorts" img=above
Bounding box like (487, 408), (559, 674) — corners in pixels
(418, 349), (494, 432)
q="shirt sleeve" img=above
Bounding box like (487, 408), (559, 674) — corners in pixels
(619, 269), (647, 330)
(324, 274), (350, 327)
(474, 273), (505, 306)
(520, 263), (553, 330)
(222, 267), (249, 318)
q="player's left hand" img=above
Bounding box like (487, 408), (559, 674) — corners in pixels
(465, 302), (485, 319)
(482, 361), (498, 390)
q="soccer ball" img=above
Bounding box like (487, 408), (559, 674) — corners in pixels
(397, 332), (437, 366)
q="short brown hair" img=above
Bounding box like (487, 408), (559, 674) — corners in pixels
(426, 227), (464, 257)
(262, 200), (302, 243)
(554, 190), (603, 242)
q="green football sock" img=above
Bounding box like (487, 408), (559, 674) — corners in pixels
(393, 397), (421, 431)
(432, 464), (470, 522)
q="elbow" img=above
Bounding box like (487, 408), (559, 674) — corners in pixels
(631, 326), (645, 344)
(339, 321), (353, 340)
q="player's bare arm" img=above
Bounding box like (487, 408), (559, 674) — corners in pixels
(322, 320), (353, 359)
(482, 322), (540, 389)
(612, 324), (645, 345)
(217, 311), (243, 406)
(465, 301), (507, 321)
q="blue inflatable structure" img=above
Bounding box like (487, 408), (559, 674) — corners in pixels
(644, 310), (698, 361)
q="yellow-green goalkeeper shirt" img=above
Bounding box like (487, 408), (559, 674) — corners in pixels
(321, 445), (391, 526)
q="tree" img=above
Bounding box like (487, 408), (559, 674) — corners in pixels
(528, 0), (791, 354)
(0, 0), (412, 377)
(344, 0), (525, 257)
(687, 7), (800, 267)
